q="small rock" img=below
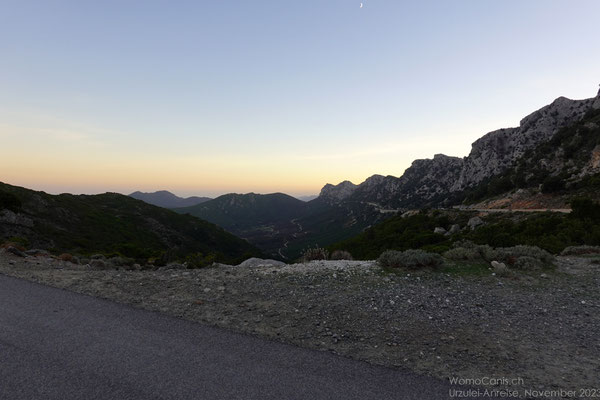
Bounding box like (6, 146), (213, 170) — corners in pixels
(434, 227), (447, 235)
(5, 246), (26, 257)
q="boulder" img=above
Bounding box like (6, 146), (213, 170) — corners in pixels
(434, 227), (447, 235)
(448, 224), (461, 234)
(237, 258), (286, 268)
(468, 217), (485, 230)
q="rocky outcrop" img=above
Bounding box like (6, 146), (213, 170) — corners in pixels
(319, 181), (358, 203)
(318, 87), (600, 209)
(0, 210), (34, 227)
(452, 95), (599, 191)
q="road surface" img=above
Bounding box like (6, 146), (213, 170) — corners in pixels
(0, 274), (461, 399)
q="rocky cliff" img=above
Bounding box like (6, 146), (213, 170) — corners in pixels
(320, 87), (600, 209)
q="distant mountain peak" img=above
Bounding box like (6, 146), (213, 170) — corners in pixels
(129, 191), (211, 209)
(319, 180), (358, 203)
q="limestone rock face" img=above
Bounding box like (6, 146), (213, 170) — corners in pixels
(317, 87), (600, 209)
(452, 95), (598, 191)
(319, 181), (358, 203)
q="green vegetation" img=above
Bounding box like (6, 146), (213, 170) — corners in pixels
(0, 182), (262, 265)
(329, 211), (462, 259)
(0, 190), (21, 211)
(300, 246), (329, 262)
(378, 249), (443, 269)
(330, 250), (353, 260)
(330, 199), (600, 259)
(560, 245), (600, 256)
(176, 193), (380, 260)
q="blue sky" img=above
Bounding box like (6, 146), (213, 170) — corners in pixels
(1, 0), (599, 197)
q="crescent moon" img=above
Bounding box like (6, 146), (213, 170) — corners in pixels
(360, 3), (363, 8)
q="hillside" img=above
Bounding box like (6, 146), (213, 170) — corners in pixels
(175, 87), (600, 260)
(0, 182), (261, 264)
(129, 190), (211, 208)
(176, 193), (387, 260)
(176, 193), (309, 258)
(329, 199), (600, 259)
(461, 106), (600, 206)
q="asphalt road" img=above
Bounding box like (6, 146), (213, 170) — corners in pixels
(0, 274), (458, 400)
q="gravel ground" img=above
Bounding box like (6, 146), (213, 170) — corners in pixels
(1, 250), (599, 396)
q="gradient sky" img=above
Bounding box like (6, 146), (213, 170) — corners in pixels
(1, 0), (599, 197)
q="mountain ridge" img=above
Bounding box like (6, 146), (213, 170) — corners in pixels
(321, 88), (600, 209)
(0, 182), (261, 263)
(129, 190), (211, 209)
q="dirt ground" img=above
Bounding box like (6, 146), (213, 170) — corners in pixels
(1, 251), (599, 397)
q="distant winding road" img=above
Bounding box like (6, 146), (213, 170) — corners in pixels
(0, 274), (459, 400)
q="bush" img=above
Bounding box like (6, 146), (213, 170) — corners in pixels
(58, 253), (76, 263)
(301, 246), (329, 262)
(495, 245), (555, 270)
(0, 191), (21, 211)
(1, 241), (26, 251)
(107, 256), (135, 267)
(541, 175), (565, 193)
(185, 252), (217, 268)
(496, 245), (554, 264)
(560, 245), (600, 255)
(512, 256), (545, 270)
(571, 198), (600, 222)
(443, 241), (497, 261)
(378, 249), (443, 269)
(330, 250), (353, 260)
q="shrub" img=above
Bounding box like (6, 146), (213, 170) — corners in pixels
(512, 256), (545, 270)
(330, 250), (353, 260)
(185, 252), (217, 268)
(560, 245), (600, 256)
(541, 175), (565, 193)
(1, 241), (26, 251)
(107, 256), (135, 267)
(497, 245), (554, 264)
(571, 198), (600, 222)
(443, 241), (497, 261)
(495, 245), (555, 269)
(0, 191), (21, 211)
(58, 253), (76, 263)
(301, 246), (329, 262)
(378, 249), (443, 269)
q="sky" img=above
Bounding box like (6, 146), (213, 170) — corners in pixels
(1, 0), (599, 198)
